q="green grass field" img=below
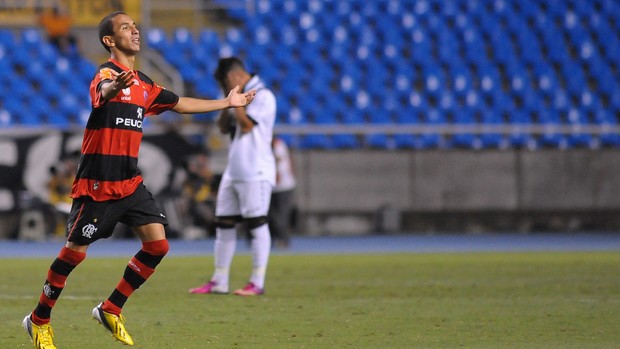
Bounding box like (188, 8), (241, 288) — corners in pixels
(2, 252), (619, 348)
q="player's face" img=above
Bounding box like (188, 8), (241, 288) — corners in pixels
(223, 70), (242, 91)
(110, 14), (140, 54)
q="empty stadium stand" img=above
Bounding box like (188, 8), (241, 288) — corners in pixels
(0, 27), (94, 127)
(2, 0), (620, 150)
(155, 0), (620, 149)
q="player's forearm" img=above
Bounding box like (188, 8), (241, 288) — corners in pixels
(232, 107), (254, 133)
(174, 97), (231, 114)
(216, 111), (233, 134)
(100, 81), (122, 100)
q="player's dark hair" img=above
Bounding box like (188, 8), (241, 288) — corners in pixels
(213, 57), (246, 88)
(98, 11), (126, 52)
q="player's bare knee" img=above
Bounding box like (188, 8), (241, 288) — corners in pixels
(244, 216), (268, 230)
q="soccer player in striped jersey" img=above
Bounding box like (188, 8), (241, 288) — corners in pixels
(22, 12), (255, 349)
(189, 57), (276, 297)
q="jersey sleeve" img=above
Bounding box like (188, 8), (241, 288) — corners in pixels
(145, 83), (180, 116)
(245, 89), (276, 125)
(90, 67), (115, 108)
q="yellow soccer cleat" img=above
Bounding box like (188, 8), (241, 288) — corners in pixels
(92, 303), (134, 346)
(22, 314), (57, 349)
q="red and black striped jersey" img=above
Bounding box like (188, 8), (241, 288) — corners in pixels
(71, 59), (179, 201)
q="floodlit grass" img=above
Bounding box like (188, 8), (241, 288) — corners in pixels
(2, 252), (619, 348)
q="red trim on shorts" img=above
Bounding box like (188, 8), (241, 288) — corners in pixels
(66, 202), (85, 241)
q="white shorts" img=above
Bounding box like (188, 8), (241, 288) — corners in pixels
(215, 179), (273, 218)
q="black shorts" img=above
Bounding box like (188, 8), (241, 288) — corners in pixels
(66, 183), (168, 245)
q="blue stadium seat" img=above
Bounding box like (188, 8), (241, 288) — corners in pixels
(450, 67), (473, 98)
(411, 28), (432, 63)
(393, 134), (417, 149)
(537, 110), (568, 148)
(565, 108), (595, 148)
(77, 59), (96, 80)
(463, 33), (488, 66)
(275, 134), (296, 149)
(422, 64), (445, 99)
(39, 78), (62, 101)
(609, 90), (620, 112)
(20, 27), (43, 48)
(14, 99), (43, 125)
(364, 130), (391, 148)
(224, 27), (244, 50)
(0, 28), (15, 47)
(46, 111), (70, 127)
(562, 63), (588, 96)
(332, 134), (360, 149)
(549, 89), (570, 115)
(223, 0), (250, 20)
(544, 34), (571, 65)
(199, 28), (220, 47)
(172, 27), (193, 48)
(595, 109), (620, 146)
(364, 106), (394, 148)
(25, 60), (46, 84)
(147, 27), (169, 51)
(10, 79), (32, 99)
(178, 63), (201, 85)
(478, 67), (501, 98)
(284, 106), (307, 126)
(38, 43), (60, 66)
(58, 94), (80, 119)
(505, 110), (536, 148)
(436, 30), (459, 65)
(534, 66), (560, 97)
(417, 108), (445, 148)
(195, 79), (219, 99)
(300, 134), (333, 149)
(451, 109), (480, 149)
(0, 108), (13, 126)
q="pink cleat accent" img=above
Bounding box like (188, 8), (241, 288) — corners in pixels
(189, 281), (228, 294)
(233, 282), (264, 296)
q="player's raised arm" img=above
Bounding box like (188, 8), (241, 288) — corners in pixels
(172, 86), (256, 114)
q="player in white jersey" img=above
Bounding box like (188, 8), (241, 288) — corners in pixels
(190, 57), (276, 296)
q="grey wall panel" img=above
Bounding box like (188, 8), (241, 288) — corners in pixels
(303, 151), (411, 211)
(590, 151), (620, 207)
(519, 150), (620, 209)
(410, 151), (518, 210)
(296, 149), (620, 213)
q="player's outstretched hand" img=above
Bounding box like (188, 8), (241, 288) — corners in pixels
(227, 85), (256, 107)
(112, 70), (135, 91)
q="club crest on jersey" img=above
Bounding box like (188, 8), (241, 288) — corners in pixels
(93, 181), (99, 190)
(99, 68), (114, 80)
(82, 223), (98, 238)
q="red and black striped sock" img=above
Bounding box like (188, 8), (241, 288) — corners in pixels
(102, 239), (169, 315)
(32, 247), (86, 325)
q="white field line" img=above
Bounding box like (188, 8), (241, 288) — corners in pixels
(0, 294), (96, 301)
